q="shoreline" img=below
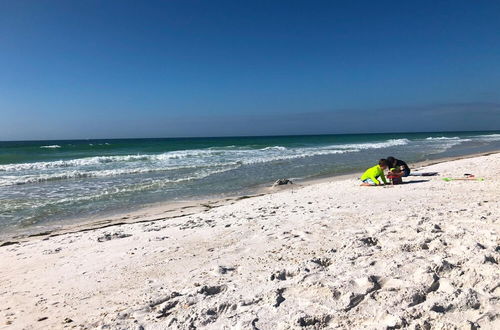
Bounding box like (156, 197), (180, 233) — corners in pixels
(1, 152), (498, 328)
(2, 149), (499, 244)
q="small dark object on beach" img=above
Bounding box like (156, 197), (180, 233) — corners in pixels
(430, 304), (447, 313)
(97, 232), (132, 242)
(0, 241), (19, 247)
(273, 178), (293, 187)
(198, 285), (225, 295)
(484, 255), (497, 264)
(360, 237), (378, 246)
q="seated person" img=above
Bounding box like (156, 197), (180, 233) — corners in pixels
(386, 156), (410, 177)
(387, 167), (403, 184)
(360, 159), (388, 186)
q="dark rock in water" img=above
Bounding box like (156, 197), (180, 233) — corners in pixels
(273, 178), (293, 187)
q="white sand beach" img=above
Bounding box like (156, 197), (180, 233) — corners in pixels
(1, 153), (499, 329)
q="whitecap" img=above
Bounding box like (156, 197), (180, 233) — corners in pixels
(333, 139), (410, 150)
(471, 133), (500, 141)
(40, 145), (61, 149)
(0, 162), (241, 186)
(0, 138), (413, 174)
(260, 146), (287, 151)
(425, 136), (460, 140)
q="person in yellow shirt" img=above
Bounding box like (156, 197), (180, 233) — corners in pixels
(360, 159), (389, 186)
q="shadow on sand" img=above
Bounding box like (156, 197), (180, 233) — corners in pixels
(401, 179), (430, 184)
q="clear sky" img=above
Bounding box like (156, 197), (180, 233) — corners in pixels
(1, 0), (499, 140)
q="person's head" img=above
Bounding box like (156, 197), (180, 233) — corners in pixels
(386, 156), (396, 167)
(379, 159), (388, 169)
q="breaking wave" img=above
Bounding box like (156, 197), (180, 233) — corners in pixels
(0, 163), (240, 187)
(40, 145), (61, 149)
(2, 133), (499, 231)
(425, 136), (460, 140)
(0, 138), (410, 175)
(473, 133), (500, 141)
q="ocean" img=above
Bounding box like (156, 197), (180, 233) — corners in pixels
(1, 131), (499, 235)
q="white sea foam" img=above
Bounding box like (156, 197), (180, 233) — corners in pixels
(5, 167), (239, 209)
(472, 133), (500, 141)
(425, 136), (460, 140)
(4, 134), (498, 230)
(40, 145), (61, 149)
(224, 139), (410, 164)
(0, 152), (215, 171)
(0, 162), (240, 187)
(241, 149), (359, 165)
(334, 139), (410, 150)
(0, 138), (412, 175)
(420, 136), (473, 154)
(261, 146), (288, 151)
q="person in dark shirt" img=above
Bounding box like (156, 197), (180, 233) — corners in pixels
(386, 156), (410, 177)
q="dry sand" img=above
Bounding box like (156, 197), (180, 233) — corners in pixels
(0, 153), (499, 329)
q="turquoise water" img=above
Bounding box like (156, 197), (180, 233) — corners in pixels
(1, 131), (499, 234)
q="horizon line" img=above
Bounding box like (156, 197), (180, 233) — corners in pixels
(1, 129), (499, 143)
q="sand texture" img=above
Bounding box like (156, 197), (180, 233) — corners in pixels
(1, 153), (499, 329)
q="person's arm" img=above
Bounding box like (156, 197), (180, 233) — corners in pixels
(369, 174), (380, 185)
(380, 172), (388, 184)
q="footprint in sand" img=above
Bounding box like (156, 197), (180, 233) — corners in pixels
(215, 266), (237, 275)
(96, 232), (132, 242)
(273, 288), (285, 307)
(296, 314), (332, 327)
(198, 285), (226, 296)
(359, 237), (378, 246)
(310, 257), (332, 268)
(270, 269), (296, 281)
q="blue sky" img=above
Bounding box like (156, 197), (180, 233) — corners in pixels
(0, 0), (499, 140)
